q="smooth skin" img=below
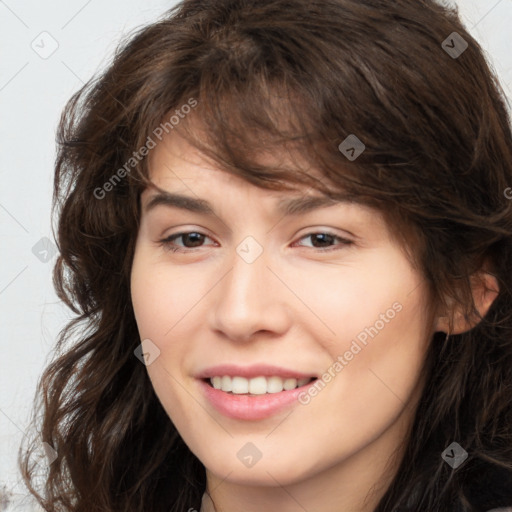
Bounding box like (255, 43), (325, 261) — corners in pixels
(130, 127), (499, 512)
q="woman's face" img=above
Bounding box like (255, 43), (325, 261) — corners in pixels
(130, 129), (436, 489)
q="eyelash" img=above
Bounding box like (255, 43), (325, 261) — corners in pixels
(157, 231), (353, 254)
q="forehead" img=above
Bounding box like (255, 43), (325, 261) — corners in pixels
(146, 123), (327, 188)
(146, 126), (389, 213)
(144, 130), (349, 210)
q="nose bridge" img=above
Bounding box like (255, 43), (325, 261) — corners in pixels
(210, 235), (289, 341)
(222, 237), (269, 316)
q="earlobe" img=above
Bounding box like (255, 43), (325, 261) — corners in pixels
(434, 270), (499, 335)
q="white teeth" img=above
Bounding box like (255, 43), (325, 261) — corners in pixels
(248, 376), (267, 395)
(211, 376), (222, 389)
(267, 376), (285, 393)
(208, 375), (314, 394)
(231, 376), (249, 394)
(283, 378), (297, 390)
(221, 375), (232, 392)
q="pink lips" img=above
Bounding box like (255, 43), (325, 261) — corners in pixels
(196, 364), (317, 421)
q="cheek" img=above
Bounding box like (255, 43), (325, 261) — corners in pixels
(130, 250), (187, 401)
(130, 248), (208, 396)
(305, 249), (431, 420)
(319, 293), (430, 442)
(301, 248), (422, 349)
(130, 257), (194, 425)
(130, 247), (201, 339)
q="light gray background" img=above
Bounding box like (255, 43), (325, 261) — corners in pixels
(1, 1), (511, 510)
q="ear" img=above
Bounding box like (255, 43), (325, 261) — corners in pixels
(434, 266), (500, 335)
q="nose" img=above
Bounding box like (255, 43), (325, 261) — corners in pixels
(209, 242), (292, 343)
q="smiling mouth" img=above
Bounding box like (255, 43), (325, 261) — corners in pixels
(204, 375), (317, 395)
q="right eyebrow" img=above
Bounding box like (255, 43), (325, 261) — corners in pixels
(144, 191), (214, 215)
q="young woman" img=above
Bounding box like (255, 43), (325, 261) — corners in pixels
(19, 0), (512, 511)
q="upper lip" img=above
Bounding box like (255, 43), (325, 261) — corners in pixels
(196, 364), (317, 380)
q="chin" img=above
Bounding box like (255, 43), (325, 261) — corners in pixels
(198, 444), (321, 487)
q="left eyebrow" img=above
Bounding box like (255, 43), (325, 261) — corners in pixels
(143, 191), (355, 217)
(277, 194), (355, 216)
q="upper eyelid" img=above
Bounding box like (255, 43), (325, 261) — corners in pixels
(147, 209), (361, 240)
(165, 231), (217, 245)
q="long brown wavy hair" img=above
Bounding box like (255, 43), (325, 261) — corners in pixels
(19, 0), (512, 511)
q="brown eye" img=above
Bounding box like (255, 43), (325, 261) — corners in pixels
(159, 231), (214, 253)
(294, 232), (353, 252)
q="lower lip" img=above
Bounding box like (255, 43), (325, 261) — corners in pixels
(199, 379), (315, 421)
